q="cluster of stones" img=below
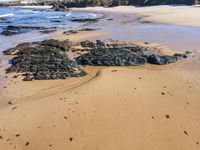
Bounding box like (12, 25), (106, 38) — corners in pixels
(77, 40), (189, 66)
(4, 39), (86, 81)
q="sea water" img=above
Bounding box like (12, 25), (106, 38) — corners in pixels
(0, 7), (99, 52)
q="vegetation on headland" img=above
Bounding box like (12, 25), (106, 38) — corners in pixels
(0, 0), (196, 7)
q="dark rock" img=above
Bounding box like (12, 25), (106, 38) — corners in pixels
(147, 54), (178, 65)
(174, 53), (188, 59)
(77, 40), (188, 66)
(40, 30), (57, 34)
(70, 18), (99, 22)
(0, 30), (20, 36)
(107, 18), (114, 21)
(96, 40), (106, 47)
(6, 25), (46, 31)
(52, 1), (70, 11)
(77, 41), (147, 66)
(40, 39), (71, 51)
(0, 25), (48, 36)
(80, 40), (96, 48)
(79, 28), (99, 31)
(23, 74), (33, 81)
(63, 30), (78, 35)
(4, 39), (86, 81)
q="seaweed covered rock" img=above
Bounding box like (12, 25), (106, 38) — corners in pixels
(4, 39), (86, 81)
(77, 40), (147, 66)
(4, 39), (71, 55)
(146, 54), (178, 65)
(77, 40), (189, 66)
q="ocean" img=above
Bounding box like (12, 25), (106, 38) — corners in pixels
(0, 7), (99, 52)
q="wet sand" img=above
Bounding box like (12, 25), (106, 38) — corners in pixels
(1, 5), (200, 150)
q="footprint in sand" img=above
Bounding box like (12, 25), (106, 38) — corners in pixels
(161, 92), (165, 95)
(25, 142), (30, 146)
(184, 130), (188, 135)
(165, 115), (170, 119)
(69, 137), (73, 142)
(15, 134), (20, 137)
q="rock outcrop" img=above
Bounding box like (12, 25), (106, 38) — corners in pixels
(4, 39), (86, 81)
(77, 40), (189, 66)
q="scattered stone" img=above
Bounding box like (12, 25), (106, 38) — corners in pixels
(144, 42), (149, 44)
(161, 92), (165, 95)
(69, 137), (73, 142)
(25, 142), (30, 146)
(12, 106), (18, 110)
(152, 116), (155, 119)
(15, 134), (20, 137)
(165, 114), (170, 119)
(196, 142), (199, 145)
(0, 136), (3, 139)
(8, 101), (13, 105)
(64, 116), (68, 119)
(13, 75), (18, 78)
(184, 130), (188, 135)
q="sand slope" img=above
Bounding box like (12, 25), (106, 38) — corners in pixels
(0, 66), (200, 150)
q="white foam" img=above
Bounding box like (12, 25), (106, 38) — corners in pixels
(46, 16), (60, 19)
(0, 13), (14, 18)
(65, 12), (72, 17)
(89, 13), (97, 18)
(20, 10), (39, 13)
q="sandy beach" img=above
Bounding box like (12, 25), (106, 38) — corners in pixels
(1, 5), (200, 150)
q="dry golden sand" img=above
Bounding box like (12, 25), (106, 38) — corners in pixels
(73, 5), (200, 27)
(1, 6), (200, 150)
